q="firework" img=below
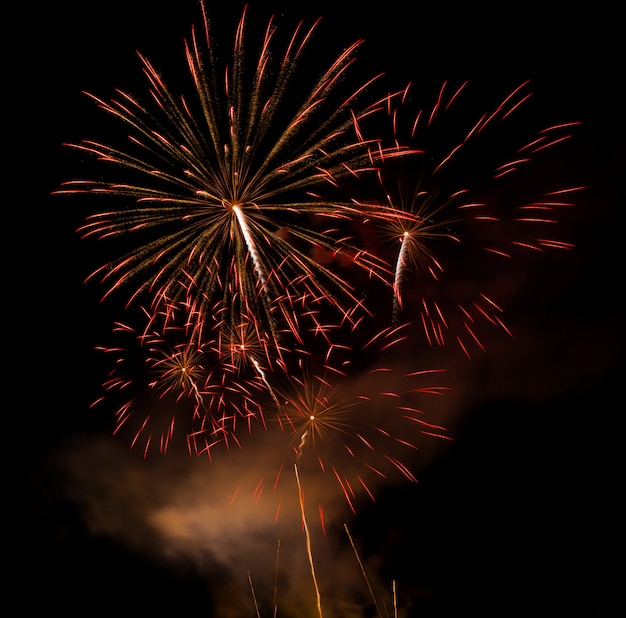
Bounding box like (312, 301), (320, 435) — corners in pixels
(234, 324), (451, 531)
(354, 80), (583, 356)
(91, 304), (274, 458)
(49, 3), (589, 617)
(294, 463), (324, 618)
(53, 1), (400, 352)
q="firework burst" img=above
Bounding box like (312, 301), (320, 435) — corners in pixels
(235, 324), (451, 532)
(354, 80), (583, 356)
(49, 5), (589, 615)
(54, 1), (399, 351)
(91, 305), (275, 458)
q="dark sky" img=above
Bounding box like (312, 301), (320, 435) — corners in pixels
(15, 1), (623, 616)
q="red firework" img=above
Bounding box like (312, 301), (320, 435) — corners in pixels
(231, 324), (451, 532)
(353, 80), (584, 357)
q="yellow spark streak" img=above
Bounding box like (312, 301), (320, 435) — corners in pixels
(344, 524), (383, 618)
(294, 464), (323, 618)
(247, 570), (261, 618)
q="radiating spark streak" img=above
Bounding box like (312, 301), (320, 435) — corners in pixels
(538, 240), (574, 249)
(421, 430), (454, 440)
(383, 455), (418, 482)
(457, 336), (471, 359)
(358, 476), (376, 501)
(401, 414), (448, 433)
(318, 505), (327, 537)
(334, 467), (356, 514)
(254, 478), (264, 502)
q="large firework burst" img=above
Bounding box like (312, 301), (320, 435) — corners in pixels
(54, 2), (400, 352)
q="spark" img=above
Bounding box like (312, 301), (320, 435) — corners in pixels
(295, 463), (324, 618)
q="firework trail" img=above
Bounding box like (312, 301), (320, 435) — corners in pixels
(295, 463), (324, 618)
(53, 1), (402, 354)
(344, 524), (386, 618)
(247, 569), (262, 618)
(355, 80), (584, 357)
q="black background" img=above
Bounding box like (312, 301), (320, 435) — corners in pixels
(14, 1), (623, 616)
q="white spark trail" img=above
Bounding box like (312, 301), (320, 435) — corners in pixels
(232, 204), (268, 289)
(392, 232), (410, 323)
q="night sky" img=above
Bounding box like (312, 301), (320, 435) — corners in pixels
(15, 1), (623, 616)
